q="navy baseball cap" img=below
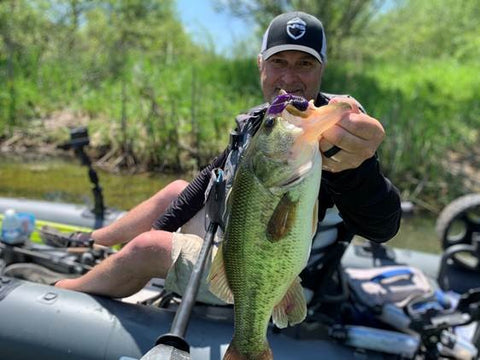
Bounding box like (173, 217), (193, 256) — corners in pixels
(260, 11), (327, 63)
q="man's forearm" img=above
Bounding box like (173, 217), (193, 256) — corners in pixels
(92, 180), (188, 246)
(152, 148), (229, 232)
(323, 156), (402, 242)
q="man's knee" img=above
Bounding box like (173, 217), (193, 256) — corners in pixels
(119, 231), (173, 275)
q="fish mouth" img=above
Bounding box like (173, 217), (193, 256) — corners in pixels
(268, 102), (350, 191)
(259, 99), (350, 192)
(291, 102), (352, 146)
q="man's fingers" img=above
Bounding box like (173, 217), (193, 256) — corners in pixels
(322, 154), (362, 173)
(321, 100), (384, 172)
(328, 96), (360, 114)
(321, 125), (373, 156)
(334, 113), (385, 141)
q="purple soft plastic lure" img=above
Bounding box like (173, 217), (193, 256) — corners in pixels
(267, 93), (309, 115)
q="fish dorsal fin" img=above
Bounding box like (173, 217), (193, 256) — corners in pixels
(271, 276), (307, 328)
(207, 243), (234, 304)
(267, 194), (297, 242)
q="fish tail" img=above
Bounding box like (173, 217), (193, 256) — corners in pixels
(223, 342), (273, 360)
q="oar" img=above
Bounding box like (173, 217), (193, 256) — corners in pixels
(140, 169), (225, 360)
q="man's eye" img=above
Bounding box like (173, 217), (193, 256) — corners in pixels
(270, 58), (286, 67)
(297, 61), (314, 69)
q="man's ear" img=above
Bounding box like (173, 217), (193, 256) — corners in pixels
(257, 54), (263, 71)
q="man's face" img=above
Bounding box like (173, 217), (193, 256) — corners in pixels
(258, 50), (324, 103)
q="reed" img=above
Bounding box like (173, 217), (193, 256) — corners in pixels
(1, 53), (479, 210)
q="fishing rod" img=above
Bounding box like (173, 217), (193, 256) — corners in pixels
(140, 168), (226, 360)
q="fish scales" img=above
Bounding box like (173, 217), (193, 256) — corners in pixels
(224, 156), (320, 353)
(208, 95), (351, 360)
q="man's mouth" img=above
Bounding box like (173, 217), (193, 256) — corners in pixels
(276, 88), (304, 96)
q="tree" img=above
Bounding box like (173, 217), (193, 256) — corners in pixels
(358, 0), (480, 62)
(213, 0), (389, 59)
(0, 0), (53, 130)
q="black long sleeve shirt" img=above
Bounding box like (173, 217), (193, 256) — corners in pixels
(153, 93), (401, 243)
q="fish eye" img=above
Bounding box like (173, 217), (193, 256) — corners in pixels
(264, 116), (276, 129)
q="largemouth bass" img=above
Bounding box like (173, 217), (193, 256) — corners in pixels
(208, 93), (351, 360)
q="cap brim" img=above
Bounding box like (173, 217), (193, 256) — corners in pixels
(262, 45), (323, 63)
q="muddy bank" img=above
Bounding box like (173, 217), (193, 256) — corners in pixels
(0, 110), (154, 174)
(0, 110), (89, 159)
(0, 109), (203, 174)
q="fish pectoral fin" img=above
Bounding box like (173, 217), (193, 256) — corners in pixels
(267, 194), (298, 242)
(271, 277), (307, 328)
(207, 243), (234, 304)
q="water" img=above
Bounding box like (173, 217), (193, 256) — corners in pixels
(0, 155), (185, 211)
(0, 155), (441, 253)
(360, 214), (441, 254)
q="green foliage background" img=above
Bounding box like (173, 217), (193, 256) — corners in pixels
(1, 0), (479, 212)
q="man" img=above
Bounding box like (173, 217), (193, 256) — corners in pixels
(56, 11), (401, 303)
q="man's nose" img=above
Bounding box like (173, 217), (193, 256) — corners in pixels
(280, 67), (300, 83)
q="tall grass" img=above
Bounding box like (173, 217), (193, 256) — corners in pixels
(1, 53), (479, 210)
(323, 59), (480, 209)
(78, 56), (262, 171)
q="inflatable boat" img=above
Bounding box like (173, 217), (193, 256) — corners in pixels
(1, 193), (480, 360)
(1, 125), (480, 359)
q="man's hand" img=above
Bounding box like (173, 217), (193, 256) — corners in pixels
(320, 97), (385, 173)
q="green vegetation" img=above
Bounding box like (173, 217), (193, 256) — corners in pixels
(1, 0), (479, 212)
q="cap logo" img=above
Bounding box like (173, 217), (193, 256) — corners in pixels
(286, 17), (306, 40)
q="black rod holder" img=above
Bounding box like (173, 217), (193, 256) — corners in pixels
(59, 127), (105, 228)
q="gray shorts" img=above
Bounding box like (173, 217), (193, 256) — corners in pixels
(164, 209), (225, 305)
